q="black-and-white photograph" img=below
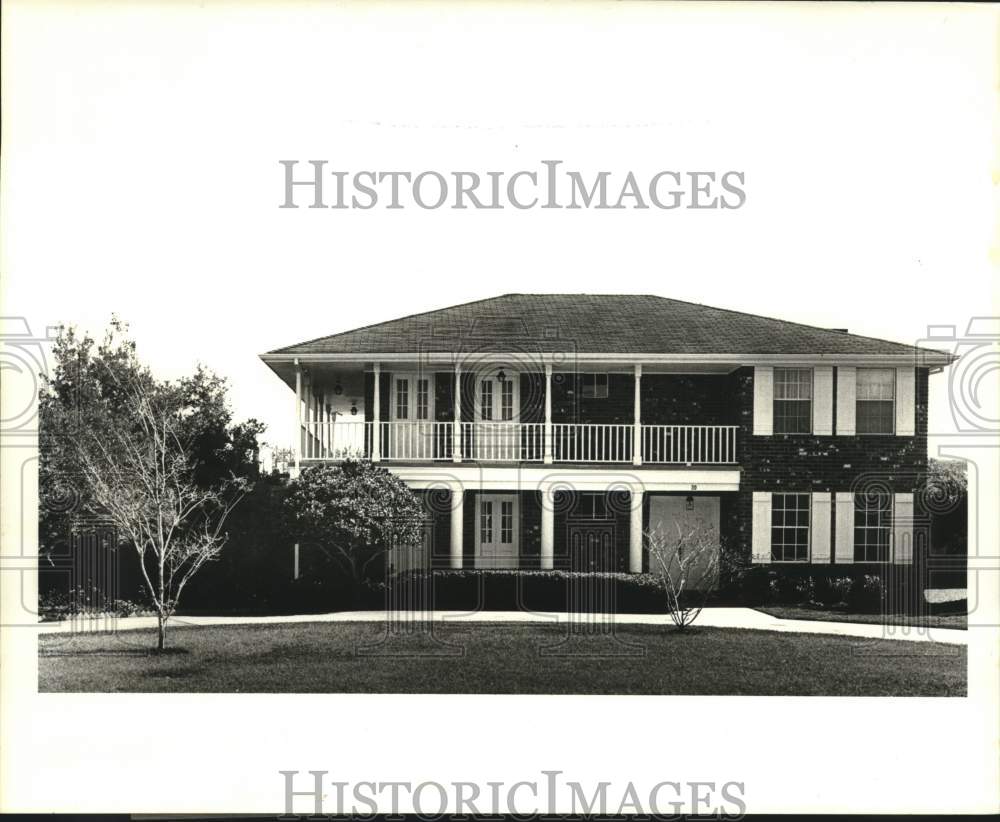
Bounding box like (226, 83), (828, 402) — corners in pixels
(36, 293), (968, 696)
(2, 0), (996, 816)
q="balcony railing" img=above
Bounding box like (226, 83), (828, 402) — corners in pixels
(552, 423), (633, 463)
(462, 422), (544, 462)
(300, 421), (738, 465)
(642, 424), (738, 465)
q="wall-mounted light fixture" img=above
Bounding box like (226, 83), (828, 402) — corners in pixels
(685, 495), (695, 511)
(350, 401), (358, 416)
(496, 368), (507, 382)
(334, 381), (344, 396)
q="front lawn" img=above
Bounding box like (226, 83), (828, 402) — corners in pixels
(38, 621), (965, 696)
(756, 606), (968, 630)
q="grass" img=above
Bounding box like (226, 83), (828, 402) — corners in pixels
(39, 621), (965, 696)
(756, 606), (968, 630)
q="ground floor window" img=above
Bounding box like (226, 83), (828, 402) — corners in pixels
(854, 492), (891, 562)
(771, 492), (810, 562)
(572, 491), (612, 520)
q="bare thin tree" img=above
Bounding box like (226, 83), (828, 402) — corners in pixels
(68, 378), (248, 650)
(647, 522), (721, 629)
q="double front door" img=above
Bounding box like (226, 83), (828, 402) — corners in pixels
(475, 493), (519, 568)
(471, 373), (520, 461)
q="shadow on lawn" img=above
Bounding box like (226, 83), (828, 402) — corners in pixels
(39, 647), (191, 658)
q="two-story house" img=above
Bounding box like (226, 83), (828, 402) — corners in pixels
(260, 294), (953, 577)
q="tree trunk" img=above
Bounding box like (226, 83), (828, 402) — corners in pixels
(157, 612), (166, 651)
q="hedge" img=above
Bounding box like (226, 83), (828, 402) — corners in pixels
(726, 565), (927, 614)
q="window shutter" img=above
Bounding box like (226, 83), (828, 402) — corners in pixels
(895, 368), (916, 436)
(753, 367), (773, 436)
(751, 491), (772, 563)
(810, 492), (832, 563)
(836, 366), (856, 436)
(834, 492), (854, 563)
(893, 492), (915, 564)
(813, 366), (833, 435)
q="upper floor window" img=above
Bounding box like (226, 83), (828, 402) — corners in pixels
(856, 368), (895, 434)
(581, 373), (609, 399)
(771, 492), (810, 562)
(773, 368), (812, 433)
(854, 492), (891, 562)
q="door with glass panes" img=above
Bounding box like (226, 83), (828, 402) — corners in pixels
(473, 372), (519, 461)
(475, 493), (519, 568)
(389, 373), (435, 459)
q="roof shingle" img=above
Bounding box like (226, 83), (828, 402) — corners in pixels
(266, 294), (944, 358)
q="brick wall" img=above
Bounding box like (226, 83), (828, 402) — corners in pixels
(641, 374), (735, 426)
(726, 366), (931, 561)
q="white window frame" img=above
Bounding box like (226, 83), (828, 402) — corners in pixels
(580, 372), (609, 399)
(773, 368), (813, 434)
(855, 367), (896, 435)
(391, 372), (434, 422)
(853, 492), (893, 563)
(770, 492), (811, 563)
(475, 371), (520, 423)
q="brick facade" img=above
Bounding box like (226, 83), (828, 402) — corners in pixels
(725, 366), (930, 563)
(374, 366), (933, 572)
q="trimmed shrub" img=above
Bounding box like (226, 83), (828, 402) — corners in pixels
(773, 574), (810, 605)
(39, 587), (148, 622)
(735, 567), (772, 606)
(827, 576), (853, 607)
(848, 574), (885, 613)
(387, 569), (669, 614)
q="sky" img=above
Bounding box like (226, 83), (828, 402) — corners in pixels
(3, 1), (996, 452)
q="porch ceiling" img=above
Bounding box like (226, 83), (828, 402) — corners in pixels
(260, 357), (741, 391)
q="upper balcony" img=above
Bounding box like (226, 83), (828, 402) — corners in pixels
(261, 294), (954, 473)
(287, 362), (740, 468)
(300, 419), (737, 466)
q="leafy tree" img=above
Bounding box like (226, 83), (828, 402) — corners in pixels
(39, 319), (259, 647)
(927, 458), (967, 503)
(927, 458), (968, 556)
(40, 320), (263, 559)
(284, 461), (426, 600)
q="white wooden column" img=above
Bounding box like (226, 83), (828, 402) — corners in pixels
(540, 484), (554, 569)
(307, 382), (315, 459)
(629, 486), (644, 572)
(632, 363), (643, 466)
(453, 361), (462, 462)
(371, 362), (381, 462)
(543, 363), (553, 464)
(293, 543), (300, 579)
(293, 359), (302, 475)
(450, 483), (464, 568)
